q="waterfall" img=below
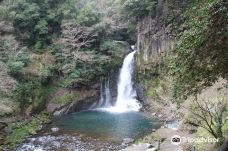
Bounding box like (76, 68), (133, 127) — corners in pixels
(114, 51), (141, 112)
(104, 79), (111, 107)
(98, 79), (105, 107)
(94, 77), (112, 108)
(98, 51), (141, 113)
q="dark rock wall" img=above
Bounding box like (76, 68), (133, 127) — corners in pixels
(136, 0), (190, 65)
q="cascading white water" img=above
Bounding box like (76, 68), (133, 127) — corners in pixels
(114, 51), (141, 112)
(100, 51), (141, 113)
(95, 77), (112, 108)
(104, 79), (111, 107)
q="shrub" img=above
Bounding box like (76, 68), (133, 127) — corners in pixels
(7, 61), (24, 75)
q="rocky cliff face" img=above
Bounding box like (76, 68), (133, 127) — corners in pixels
(136, 0), (190, 65)
(135, 0), (191, 109)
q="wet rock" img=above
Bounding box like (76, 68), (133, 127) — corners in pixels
(48, 88), (100, 115)
(152, 113), (157, 116)
(16, 134), (123, 151)
(146, 148), (157, 151)
(0, 121), (7, 130)
(135, 84), (147, 103)
(2, 126), (11, 134)
(47, 102), (61, 113)
(51, 127), (59, 132)
(53, 106), (68, 116)
(38, 125), (43, 131)
(122, 138), (134, 145)
(158, 114), (163, 118)
(66, 96), (99, 113)
(121, 143), (155, 151)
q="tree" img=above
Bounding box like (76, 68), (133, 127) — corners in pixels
(56, 23), (96, 61)
(76, 4), (100, 27)
(11, 0), (64, 49)
(186, 97), (228, 147)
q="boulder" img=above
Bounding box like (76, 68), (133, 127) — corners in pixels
(51, 127), (59, 132)
(122, 138), (134, 145)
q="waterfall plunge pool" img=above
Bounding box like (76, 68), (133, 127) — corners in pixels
(16, 51), (161, 150)
(52, 110), (161, 142)
(16, 110), (161, 151)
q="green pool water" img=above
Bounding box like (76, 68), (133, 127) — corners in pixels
(53, 110), (160, 141)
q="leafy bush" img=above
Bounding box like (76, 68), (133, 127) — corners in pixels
(7, 61), (24, 75)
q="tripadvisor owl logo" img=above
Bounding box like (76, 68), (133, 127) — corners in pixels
(171, 135), (181, 145)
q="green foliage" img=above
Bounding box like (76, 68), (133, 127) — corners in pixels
(0, 5), (10, 20)
(6, 118), (39, 148)
(170, 0), (228, 100)
(14, 78), (47, 113)
(5, 113), (50, 149)
(6, 47), (29, 75)
(61, 0), (78, 19)
(17, 48), (30, 65)
(7, 61), (24, 75)
(77, 4), (100, 27)
(59, 63), (100, 87)
(52, 92), (80, 105)
(11, 0), (64, 48)
(122, 0), (156, 19)
(100, 40), (122, 53)
(14, 80), (37, 110)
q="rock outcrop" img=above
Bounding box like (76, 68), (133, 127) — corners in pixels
(137, 0), (190, 64)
